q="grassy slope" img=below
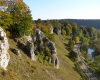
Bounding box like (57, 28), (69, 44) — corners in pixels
(55, 35), (82, 80)
(0, 35), (82, 80)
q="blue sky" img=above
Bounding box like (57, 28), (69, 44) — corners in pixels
(23, 0), (100, 20)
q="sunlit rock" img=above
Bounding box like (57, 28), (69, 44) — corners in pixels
(27, 41), (36, 61)
(13, 49), (22, 58)
(0, 27), (10, 70)
(49, 25), (53, 34)
(33, 28), (59, 69)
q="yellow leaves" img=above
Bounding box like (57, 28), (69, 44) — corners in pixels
(0, 11), (13, 28)
(30, 24), (34, 30)
(0, 1), (6, 6)
(36, 23), (51, 34)
(61, 29), (66, 35)
(75, 36), (80, 43)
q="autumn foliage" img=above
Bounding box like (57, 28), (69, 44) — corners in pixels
(0, 1), (33, 38)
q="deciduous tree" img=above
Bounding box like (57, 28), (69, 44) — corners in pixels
(9, 2), (33, 37)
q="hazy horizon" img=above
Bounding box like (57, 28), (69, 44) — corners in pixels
(33, 18), (100, 20)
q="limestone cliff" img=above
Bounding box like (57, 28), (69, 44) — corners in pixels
(32, 28), (59, 69)
(0, 27), (10, 70)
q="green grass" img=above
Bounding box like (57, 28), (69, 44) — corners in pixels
(54, 35), (83, 80)
(0, 35), (83, 80)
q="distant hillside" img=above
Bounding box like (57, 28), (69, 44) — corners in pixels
(62, 19), (100, 29)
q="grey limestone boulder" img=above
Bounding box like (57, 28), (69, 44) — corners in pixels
(49, 25), (53, 34)
(33, 28), (45, 42)
(0, 27), (10, 70)
(54, 27), (61, 35)
(13, 49), (22, 58)
(27, 41), (36, 61)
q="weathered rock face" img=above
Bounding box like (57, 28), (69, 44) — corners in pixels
(48, 42), (59, 69)
(54, 27), (61, 35)
(49, 25), (53, 34)
(0, 27), (10, 70)
(33, 28), (45, 42)
(13, 49), (22, 58)
(33, 28), (59, 69)
(20, 36), (36, 61)
(27, 41), (36, 61)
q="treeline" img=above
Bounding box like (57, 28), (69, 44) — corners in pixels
(37, 19), (100, 40)
(61, 19), (100, 29)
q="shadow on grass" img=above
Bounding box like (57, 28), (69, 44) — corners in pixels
(65, 54), (89, 80)
(74, 63), (89, 80)
(10, 41), (31, 58)
(10, 48), (17, 56)
(64, 43), (71, 51)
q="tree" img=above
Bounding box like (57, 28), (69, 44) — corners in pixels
(51, 20), (61, 28)
(87, 27), (95, 37)
(80, 25), (87, 35)
(68, 39), (75, 50)
(0, 1), (6, 6)
(9, 2), (33, 37)
(75, 36), (80, 43)
(35, 19), (50, 35)
(65, 23), (72, 35)
(61, 29), (66, 35)
(81, 43), (89, 52)
(89, 55), (100, 76)
(97, 30), (100, 39)
(78, 30), (84, 39)
(61, 20), (69, 27)
(92, 39), (100, 56)
(69, 50), (78, 61)
(0, 10), (12, 30)
(71, 22), (78, 36)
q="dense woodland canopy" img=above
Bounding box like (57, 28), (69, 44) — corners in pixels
(61, 19), (100, 29)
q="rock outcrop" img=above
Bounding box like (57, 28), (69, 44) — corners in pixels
(19, 36), (36, 61)
(32, 28), (59, 69)
(48, 42), (59, 69)
(13, 49), (22, 58)
(27, 41), (36, 61)
(49, 25), (53, 34)
(0, 27), (10, 70)
(54, 27), (61, 35)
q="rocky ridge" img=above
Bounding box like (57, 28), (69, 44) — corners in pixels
(0, 27), (59, 70)
(26, 28), (59, 69)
